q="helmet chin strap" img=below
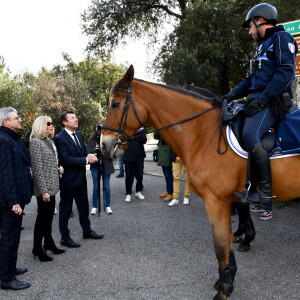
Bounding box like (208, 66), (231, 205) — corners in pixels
(251, 18), (269, 41)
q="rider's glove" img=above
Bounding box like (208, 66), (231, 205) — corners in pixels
(244, 98), (266, 117)
(218, 92), (234, 103)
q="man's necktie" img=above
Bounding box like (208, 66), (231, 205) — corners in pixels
(72, 133), (81, 148)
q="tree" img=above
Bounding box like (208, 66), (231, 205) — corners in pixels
(22, 54), (126, 140)
(156, 0), (300, 94)
(1, 53), (125, 141)
(156, 0), (257, 93)
(23, 70), (96, 138)
(81, 0), (189, 52)
(82, 0), (300, 95)
(54, 53), (126, 112)
(0, 57), (36, 138)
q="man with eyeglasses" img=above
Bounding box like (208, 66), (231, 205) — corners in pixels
(0, 107), (31, 290)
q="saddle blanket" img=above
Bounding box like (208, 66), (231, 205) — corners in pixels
(227, 109), (300, 159)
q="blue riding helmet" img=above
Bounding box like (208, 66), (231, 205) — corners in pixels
(243, 3), (278, 28)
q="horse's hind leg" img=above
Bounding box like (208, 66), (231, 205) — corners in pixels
(233, 202), (256, 252)
(232, 202), (245, 243)
(205, 197), (237, 300)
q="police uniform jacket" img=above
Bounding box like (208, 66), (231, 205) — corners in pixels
(233, 25), (298, 103)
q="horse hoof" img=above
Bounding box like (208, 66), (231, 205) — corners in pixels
(237, 244), (251, 252)
(213, 291), (227, 300)
(233, 236), (243, 243)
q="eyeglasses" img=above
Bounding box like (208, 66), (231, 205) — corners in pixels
(47, 122), (54, 126)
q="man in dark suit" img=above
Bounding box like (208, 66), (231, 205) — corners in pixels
(55, 110), (104, 248)
(0, 107), (31, 290)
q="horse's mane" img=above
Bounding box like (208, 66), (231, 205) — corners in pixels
(182, 84), (217, 98)
(111, 78), (218, 105)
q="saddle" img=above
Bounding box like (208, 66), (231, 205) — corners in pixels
(221, 100), (299, 156)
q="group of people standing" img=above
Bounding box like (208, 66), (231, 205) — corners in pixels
(0, 108), (104, 290)
(115, 129), (190, 207)
(0, 2), (298, 292)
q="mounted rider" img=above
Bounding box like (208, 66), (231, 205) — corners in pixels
(221, 3), (298, 210)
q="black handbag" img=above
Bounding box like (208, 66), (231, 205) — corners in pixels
(153, 148), (158, 162)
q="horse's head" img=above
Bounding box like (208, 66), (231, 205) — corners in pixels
(101, 65), (148, 159)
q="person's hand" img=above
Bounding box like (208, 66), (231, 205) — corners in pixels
(58, 166), (64, 174)
(269, 98), (291, 117)
(244, 99), (266, 117)
(42, 192), (50, 202)
(12, 204), (22, 215)
(87, 154), (98, 164)
(217, 93), (235, 106)
(219, 93), (234, 103)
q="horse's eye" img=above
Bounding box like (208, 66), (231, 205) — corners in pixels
(112, 102), (120, 109)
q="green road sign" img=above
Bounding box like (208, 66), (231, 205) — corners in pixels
(281, 20), (300, 36)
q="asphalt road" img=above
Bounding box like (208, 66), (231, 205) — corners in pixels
(1, 144), (300, 300)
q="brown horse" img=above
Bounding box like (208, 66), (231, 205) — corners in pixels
(101, 65), (300, 300)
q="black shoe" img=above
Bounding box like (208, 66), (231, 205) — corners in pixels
(60, 238), (81, 248)
(15, 268), (27, 276)
(43, 243), (65, 254)
(83, 230), (104, 239)
(116, 174), (124, 178)
(32, 247), (53, 262)
(1, 279), (30, 290)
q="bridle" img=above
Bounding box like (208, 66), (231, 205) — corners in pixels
(102, 86), (143, 144)
(102, 85), (222, 149)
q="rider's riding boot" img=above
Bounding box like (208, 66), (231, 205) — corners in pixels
(249, 143), (273, 210)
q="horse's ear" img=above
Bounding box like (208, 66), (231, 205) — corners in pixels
(121, 65), (134, 88)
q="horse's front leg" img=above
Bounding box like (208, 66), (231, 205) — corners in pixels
(205, 196), (237, 300)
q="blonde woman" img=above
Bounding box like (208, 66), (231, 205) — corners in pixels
(30, 116), (64, 262)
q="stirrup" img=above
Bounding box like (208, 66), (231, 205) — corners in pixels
(235, 191), (259, 203)
(236, 180), (252, 205)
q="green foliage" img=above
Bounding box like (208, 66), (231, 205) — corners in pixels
(55, 53), (126, 112)
(82, 0), (187, 52)
(25, 54), (125, 140)
(268, 0), (300, 23)
(0, 57), (36, 138)
(82, 0), (300, 95)
(157, 0), (257, 94)
(0, 55), (125, 141)
(23, 69), (99, 139)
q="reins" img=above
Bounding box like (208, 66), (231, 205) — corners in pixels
(102, 85), (227, 153)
